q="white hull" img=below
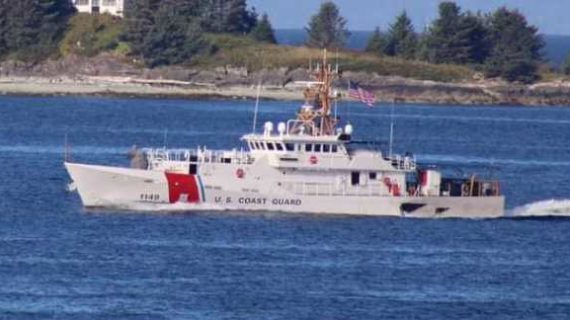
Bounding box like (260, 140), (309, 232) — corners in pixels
(66, 162), (505, 218)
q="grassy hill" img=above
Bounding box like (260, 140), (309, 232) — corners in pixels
(194, 35), (474, 83)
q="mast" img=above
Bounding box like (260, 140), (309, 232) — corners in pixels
(296, 49), (340, 136)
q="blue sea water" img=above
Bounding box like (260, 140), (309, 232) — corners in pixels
(0, 96), (570, 319)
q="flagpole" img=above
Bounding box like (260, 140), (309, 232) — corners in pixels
(389, 99), (395, 159)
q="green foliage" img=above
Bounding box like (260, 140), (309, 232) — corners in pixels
(200, 0), (257, 34)
(123, 0), (208, 67)
(305, 1), (350, 49)
(60, 13), (122, 57)
(365, 27), (385, 56)
(0, 0), (7, 56)
(196, 35), (473, 82)
(251, 13), (276, 44)
(122, 0), (160, 56)
(384, 12), (417, 60)
(3, 0), (75, 61)
(425, 2), (490, 64)
(484, 7), (544, 83)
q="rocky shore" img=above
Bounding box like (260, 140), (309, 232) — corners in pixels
(2, 54), (570, 106)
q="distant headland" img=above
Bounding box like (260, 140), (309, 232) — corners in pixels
(1, 1), (570, 106)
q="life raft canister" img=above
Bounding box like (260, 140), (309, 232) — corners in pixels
(236, 168), (245, 179)
(383, 177), (401, 196)
(309, 155), (318, 165)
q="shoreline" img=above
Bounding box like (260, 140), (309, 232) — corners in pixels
(1, 76), (570, 107)
(0, 78), (302, 101)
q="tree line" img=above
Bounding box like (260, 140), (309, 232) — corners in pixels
(307, 1), (545, 83)
(0, 0), (277, 65)
(0, 0), (561, 83)
(0, 0), (75, 60)
(122, 0), (278, 67)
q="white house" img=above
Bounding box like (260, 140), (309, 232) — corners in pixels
(73, 0), (124, 17)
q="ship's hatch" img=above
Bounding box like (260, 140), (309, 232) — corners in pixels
(401, 203), (426, 213)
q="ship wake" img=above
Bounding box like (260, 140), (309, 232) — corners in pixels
(510, 199), (570, 218)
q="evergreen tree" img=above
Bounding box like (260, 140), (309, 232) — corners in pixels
(201, 0), (256, 34)
(124, 0), (207, 67)
(305, 1), (350, 49)
(426, 2), (490, 64)
(384, 11), (417, 59)
(251, 13), (276, 44)
(0, 0), (8, 56)
(365, 27), (385, 56)
(225, 0), (257, 34)
(4, 0), (74, 60)
(485, 7), (544, 83)
(122, 0), (159, 55)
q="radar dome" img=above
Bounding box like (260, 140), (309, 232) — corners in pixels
(277, 122), (286, 135)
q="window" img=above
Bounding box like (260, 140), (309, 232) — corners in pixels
(249, 142), (254, 150)
(267, 143), (275, 151)
(323, 144), (330, 153)
(314, 144), (322, 152)
(255, 142), (261, 150)
(276, 143), (284, 151)
(305, 144), (313, 152)
(369, 172), (377, 180)
(285, 143), (295, 152)
(351, 172), (360, 186)
(332, 145), (338, 153)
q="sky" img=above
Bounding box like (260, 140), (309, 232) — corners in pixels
(248, 0), (570, 35)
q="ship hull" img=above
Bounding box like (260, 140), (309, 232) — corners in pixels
(65, 162), (505, 219)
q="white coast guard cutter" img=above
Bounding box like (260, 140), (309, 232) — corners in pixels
(65, 53), (504, 218)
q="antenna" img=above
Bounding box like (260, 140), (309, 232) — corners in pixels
(389, 99), (395, 158)
(335, 49), (339, 74)
(64, 132), (70, 163)
(163, 129), (168, 149)
(252, 81), (262, 133)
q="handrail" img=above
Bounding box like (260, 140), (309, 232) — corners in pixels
(142, 147), (254, 168)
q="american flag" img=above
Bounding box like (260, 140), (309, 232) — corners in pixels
(348, 81), (376, 107)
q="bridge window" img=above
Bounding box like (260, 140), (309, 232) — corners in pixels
(314, 144), (322, 152)
(285, 143), (295, 151)
(267, 143), (275, 151)
(276, 143), (284, 151)
(351, 172), (360, 186)
(369, 172), (377, 180)
(323, 144), (330, 153)
(305, 144), (313, 152)
(332, 145), (338, 153)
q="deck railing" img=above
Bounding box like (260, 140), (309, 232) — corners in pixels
(142, 148), (254, 170)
